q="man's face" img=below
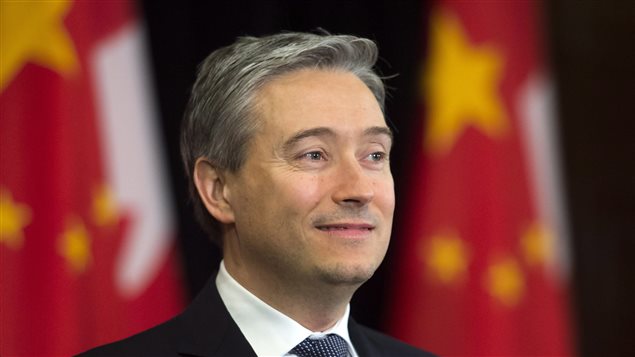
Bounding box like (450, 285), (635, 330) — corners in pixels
(224, 69), (394, 289)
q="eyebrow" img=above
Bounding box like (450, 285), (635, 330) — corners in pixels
(364, 126), (394, 144)
(282, 127), (336, 152)
(282, 126), (393, 152)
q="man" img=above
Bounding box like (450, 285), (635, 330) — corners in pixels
(80, 32), (435, 357)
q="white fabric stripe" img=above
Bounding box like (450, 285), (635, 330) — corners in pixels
(91, 22), (175, 298)
(517, 71), (571, 279)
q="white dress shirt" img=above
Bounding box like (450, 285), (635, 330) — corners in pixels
(216, 260), (358, 357)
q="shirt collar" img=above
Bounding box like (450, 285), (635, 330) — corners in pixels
(215, 260), (357, 356)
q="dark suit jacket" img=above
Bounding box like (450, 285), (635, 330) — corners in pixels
(78, 276), (435, 356)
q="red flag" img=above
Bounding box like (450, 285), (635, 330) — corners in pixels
(1, 1), (183, 355)
(388, 1), (574, 355)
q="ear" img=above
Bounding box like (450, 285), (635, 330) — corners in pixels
(193, 158), (235, 224)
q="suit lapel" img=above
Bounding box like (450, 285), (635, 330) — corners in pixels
(177, 276), (257, 357)
(348, 317), (377, 356)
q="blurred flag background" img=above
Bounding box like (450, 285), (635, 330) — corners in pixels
(1, 1), (183, 356)
(387, 1), (572, 355)
(2, 1), (633, 356)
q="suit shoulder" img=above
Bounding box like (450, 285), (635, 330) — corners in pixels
(76, 317), (179, 357)
(356, 324), (437, 357)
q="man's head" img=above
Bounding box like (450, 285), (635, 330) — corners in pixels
(181, 32), (394, 292)
(181, 32), (386, 241)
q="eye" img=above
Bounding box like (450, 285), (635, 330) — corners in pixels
(367, 152), (387, 162)
(301, 151), (326, 161)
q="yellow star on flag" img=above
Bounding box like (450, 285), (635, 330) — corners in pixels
(0, 187), (32, 249)
(521, 222), (555, 267)
(92, 184), (118, 227)
(485, 256), (525, 307)
(424, 9), (508, 155)
(421, 232), (470, 285)
(0, 0), (78, 91)
(58, 217), (92, 273)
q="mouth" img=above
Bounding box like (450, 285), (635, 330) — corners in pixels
(315, 223), (375, 238)
(316, 223), (374, 231)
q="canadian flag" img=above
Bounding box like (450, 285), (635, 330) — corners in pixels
(0, 1), (183, 356)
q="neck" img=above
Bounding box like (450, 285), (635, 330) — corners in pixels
(223, 238), (360, 331)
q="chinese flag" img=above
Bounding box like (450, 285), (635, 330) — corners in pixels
(1, 1), (183, 356)
(388, 1), (574, 356)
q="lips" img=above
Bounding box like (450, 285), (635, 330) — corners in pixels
(312, 213), (378, 239)
(315, 222), (376, 240)
(316, 223), (375, 231)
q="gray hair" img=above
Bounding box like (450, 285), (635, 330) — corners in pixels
(180, 32), (386, 244)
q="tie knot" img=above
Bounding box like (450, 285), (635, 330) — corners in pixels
(289, 333), (349, 357)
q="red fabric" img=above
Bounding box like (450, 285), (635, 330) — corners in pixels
(1, 1), (183, 356)
(388, 1), (573, 355)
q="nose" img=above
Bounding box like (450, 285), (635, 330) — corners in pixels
(331, 158), (375, 207)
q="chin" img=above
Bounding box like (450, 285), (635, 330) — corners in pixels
(317, 261), (379, 286)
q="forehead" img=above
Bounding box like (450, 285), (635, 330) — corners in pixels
(253, 69), (386, 137)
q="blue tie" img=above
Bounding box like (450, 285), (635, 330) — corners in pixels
(289, 334), (349, 357)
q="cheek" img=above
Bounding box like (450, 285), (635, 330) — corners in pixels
(283, 174), (323, 209)
(374, 175), (396, 214)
